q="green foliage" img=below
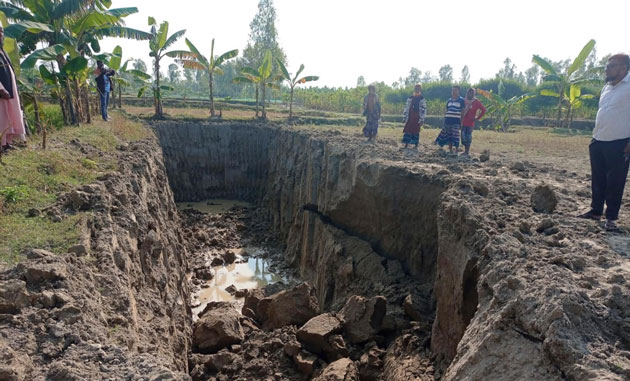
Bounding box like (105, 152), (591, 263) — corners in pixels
(0, 185), (29, 203)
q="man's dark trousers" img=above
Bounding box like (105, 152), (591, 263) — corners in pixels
(589, 138), (630, 220)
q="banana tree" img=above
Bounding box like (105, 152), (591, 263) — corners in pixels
(233, 50), (276, 120)
(3, 1), (148, 124)
(147, 17), (186, 118)
(107, 46), (152, 108)
(477, 81), (534, 132)
(532, 39), (597, 127)
(170, 38), (238, 117)
(540, 84), (596, 129)
(275, 60), (318, 119)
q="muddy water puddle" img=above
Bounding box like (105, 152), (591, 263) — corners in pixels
(191, 249), (284, 318)
(177, 198), (252, 214)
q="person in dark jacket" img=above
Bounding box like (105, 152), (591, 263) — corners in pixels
(362, 85), (381, 141)
(94, 60), (115, 121)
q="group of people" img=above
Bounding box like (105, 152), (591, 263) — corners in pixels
(362, 84), (486, 156)
(361, 53), (630, 232)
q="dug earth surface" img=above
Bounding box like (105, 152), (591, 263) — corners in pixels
(0, 120), (629, 381)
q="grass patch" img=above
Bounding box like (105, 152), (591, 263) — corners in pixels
(0, 109), (149, 264)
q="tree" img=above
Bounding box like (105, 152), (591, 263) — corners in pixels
(438, 65), (453, 82)
(524, 65), (540, 87)
(108, 46), (152, 109)
(167, 63), (180, 84)
(233, 50), (277, 119)
(477, 81), (534, 132)
(496, 58), (517, 80)
(421, 71), (434, 83)
(460, 65), (470, 84)
(533, 39), (598, 127)
(172, 38), (238, 117)
(405, 67), (422, 86)
(242, 0), (285, 68)
(356, 76), (366, 87)
(133, 58), (148, 73)
(276, 59), (318, 119)
(3, 0), (149, 124)
(146, 17), (186, 118)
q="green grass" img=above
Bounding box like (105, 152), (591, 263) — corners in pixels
(0, 109), (149, 264)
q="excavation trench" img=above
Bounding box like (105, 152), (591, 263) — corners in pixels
(155, 121), (483, 379)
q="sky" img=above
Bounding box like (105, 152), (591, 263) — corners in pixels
(100, 0), (630, 88)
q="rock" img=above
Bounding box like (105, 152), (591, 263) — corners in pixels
(472, 181), (489, 197)
(210, 257), (224, 267)
(403, 294), (424, 322)
(0, 280), (30, 314)
(242, 289), (266, 321)
(479, 150), (490, 162)
(284, 339), (302, 358)
(519, 221), (531, 235)
(234, 289), (247, 298)
(297, 313), (342, 356)
(260, 283), (320, 330)
(195, 267), (214, 280)
(544, 226), (560, 236)
(206, 350), (238, 371)
(193, 302), (244, 353)
(67, 244), (88, 256)
(339, 296), (386, 344)
(18, 262), (68, 285)
(223, 251), (236, 265)
(531, 184), (558, 213)
(194, 230), (208, 242)
(294, 351), (318, 376)
(225, 285), (237, 295)
(510, 162), (526, 172)
(27, 208), (40, 218)
(25, 249), (54, 260)
(314, 358), (359, 381)
(536, 219), (555, 233)
(67, 190), (92, 211)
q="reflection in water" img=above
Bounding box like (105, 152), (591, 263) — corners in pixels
(192, 253), (283, 318)
(176, 199), (252, 215)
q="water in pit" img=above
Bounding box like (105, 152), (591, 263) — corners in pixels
(191, 250), (284, 318)
(177, 198), (252, 215)
(178, 199), (285, 318)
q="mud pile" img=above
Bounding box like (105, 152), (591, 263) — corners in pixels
(157, 121), (630, 380)
(0, 138), (191, 380)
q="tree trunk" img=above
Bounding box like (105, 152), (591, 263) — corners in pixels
(565, 104), (573, 129)
(255, 86), (259, 118)
(32, 94), (42, 134)
(73, 77), (84, 123)
(261, 83), (267, 120)
(65, 79), (78, 125)
(154, 58), (163, 118)
(82, 86), (91, 124)
(209, 72), (215, 117)
(289, 86), (294, 119)
(58, 90), (68, 124)
(118, 86), (122, 109)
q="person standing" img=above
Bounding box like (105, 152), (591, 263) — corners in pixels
(0, 26), (26, 151)
(401, 84), (426, 149)
(362, 85), (381, 142)
(578, 54), (630, 232)
(94, 60), (115, 122)
(460, 88), (486, 156)
(435, 85), (466, 155)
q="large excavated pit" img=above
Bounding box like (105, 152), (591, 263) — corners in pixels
(156, 121), (485, 379)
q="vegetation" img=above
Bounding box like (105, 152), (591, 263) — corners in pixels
(275, 60), (318, 119)
(233, 50), (277, 119)
(173, 38), (238, 117)
(477, 81), (534, 132)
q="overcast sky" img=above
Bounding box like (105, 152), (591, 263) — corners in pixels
(100, 0), (630, 88)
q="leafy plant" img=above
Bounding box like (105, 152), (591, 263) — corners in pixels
(171, 38), (238, 117)
(275, 60), (318, 119)
(0, 185), (29, 203)
(232, 50), (277, 119)
(477, 81), (534, 132)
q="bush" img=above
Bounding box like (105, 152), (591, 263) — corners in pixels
(24, 103), (64, 134)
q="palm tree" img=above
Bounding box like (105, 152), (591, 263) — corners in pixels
(146, 17), (185, 118)
(233, 50), (276, 120)
(171, 38), (238, 117)
(275, 60), (318, 119)
(532, 39), (598, 127)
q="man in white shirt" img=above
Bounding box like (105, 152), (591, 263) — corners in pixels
(578, 54), (630, 231)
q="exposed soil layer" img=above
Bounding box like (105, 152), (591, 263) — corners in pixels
(156, 121), (630, 380)
(0, 137), (191, 380)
